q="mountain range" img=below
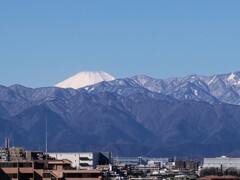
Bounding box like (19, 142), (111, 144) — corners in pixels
(1, 71), (240, 159)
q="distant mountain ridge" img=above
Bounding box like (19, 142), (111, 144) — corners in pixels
(1, 71), (240, 159)
(83, 71), (240, 105)
(131, 71), (240, 105)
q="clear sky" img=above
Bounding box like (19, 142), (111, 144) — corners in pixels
(0, 0), (240, 88)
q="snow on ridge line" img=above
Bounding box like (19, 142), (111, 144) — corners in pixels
(227, 73), (236, 82)
(55, 71), (115, 89)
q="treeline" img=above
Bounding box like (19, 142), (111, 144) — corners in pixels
(200, 167), (240, 177)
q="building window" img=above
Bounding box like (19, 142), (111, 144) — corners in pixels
(7, 173), (18, 178)
(80, 163), (90, 166)
(63, 173), (100, 178)
(79, 157), (91, 160)
(0, 162), (18, 168)
(43, 173), (52, 178)
(19, 162), (32, 167)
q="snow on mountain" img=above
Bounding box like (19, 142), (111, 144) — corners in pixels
(227, 73), (236, 82)
(55, 71), (115, 89)
(55, 70), (240, 104)
(132, 71), (240, 105)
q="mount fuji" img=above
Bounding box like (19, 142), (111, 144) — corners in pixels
(55, 71), (115, 89)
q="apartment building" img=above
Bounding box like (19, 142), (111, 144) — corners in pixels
(48, 152), (111, 170)
(0, 159), (102, 180)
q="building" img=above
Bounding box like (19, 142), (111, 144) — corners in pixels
(0, 140), (104, 179)
(185, 160), (198, 170)
(0, 148), (9, 161)
(0, 159), (102, 180)
(203, 156), (240, 171)
(0, 147), (47, 162)
(141, 157), (169, 168)
(48, 152), (111, 170)
(0, 147), (26, 161)
(113, 157), (141, 166)
(172, 160), (198, 170)
(174, 160), (186, 170)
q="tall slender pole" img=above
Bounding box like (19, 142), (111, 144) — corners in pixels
(45, 114), (48, 160)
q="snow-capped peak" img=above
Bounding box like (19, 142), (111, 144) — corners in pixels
(227, 73), (236, 82)
(55, 71), (115, 89)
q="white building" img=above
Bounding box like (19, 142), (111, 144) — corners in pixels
(203, 156), (240, 170)
(48, 152), (111, 170)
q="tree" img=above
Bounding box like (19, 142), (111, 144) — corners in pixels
(224, 167), (239, 176)
(200, 167), (221, 177)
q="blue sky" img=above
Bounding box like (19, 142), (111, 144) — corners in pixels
(0, 0), (240, 87)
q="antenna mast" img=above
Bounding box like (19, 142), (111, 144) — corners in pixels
(45, 114), (48, 160)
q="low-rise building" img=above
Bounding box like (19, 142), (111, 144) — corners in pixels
(0, 147), (25, 161)
(185, 160), (198, 170)
(174, 160), (198, 170)
(203, 156), (240, 171)
(113, 157), (141, 166)
(48, 152), (111, 170)
(174, 160), (185, 170)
